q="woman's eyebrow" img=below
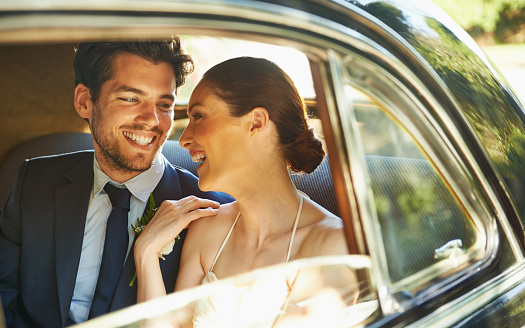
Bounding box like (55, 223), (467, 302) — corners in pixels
(187, 103), (202, 114)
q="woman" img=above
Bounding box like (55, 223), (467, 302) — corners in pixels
(134, 57), (354, 326)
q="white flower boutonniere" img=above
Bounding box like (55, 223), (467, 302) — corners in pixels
(129, 193), (181, 286)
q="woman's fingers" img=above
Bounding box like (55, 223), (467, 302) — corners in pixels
(184, 206), (220, 221)
(178, 197), (220, 213)
(147, 197), (220, 231)
(135, 198), (220, 258)
(165, 195), (220, 210)
(155, 197), (219, 220)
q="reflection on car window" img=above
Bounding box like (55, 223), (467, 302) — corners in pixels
(177, 36), (315, 104)
(171, 36), (315, 141)
(74, 256), (378, 328)
(347, 87), (479, 283)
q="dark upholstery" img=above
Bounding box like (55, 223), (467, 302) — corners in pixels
(0, 133), (95, 207)
(0, 132), (470, 282)
(0, 133), (340, 216)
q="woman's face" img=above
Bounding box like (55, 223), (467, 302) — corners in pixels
(180, 82), (251, 192)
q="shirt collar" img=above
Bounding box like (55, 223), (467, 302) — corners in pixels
(93, 153), (167, 202)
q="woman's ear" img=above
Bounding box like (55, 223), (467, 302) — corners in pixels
(74, 83), (93, 121)
(249, 107), (270, 133)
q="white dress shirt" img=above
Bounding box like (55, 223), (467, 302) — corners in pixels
(68, 154), (167, 323)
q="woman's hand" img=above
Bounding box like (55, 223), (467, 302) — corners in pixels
(135, 196), (220, 260)
(135, 196), (220, 303)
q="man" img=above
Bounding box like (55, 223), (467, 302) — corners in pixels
(0, 39), (232, 327)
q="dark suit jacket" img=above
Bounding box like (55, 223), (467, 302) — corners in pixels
(0, 151), (232, 327)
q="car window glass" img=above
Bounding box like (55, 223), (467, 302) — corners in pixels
(346, 86), (480, 283)
(177, 36), (315, 103)
(409, 20), (525, 225)
(73, 257), (378, 328)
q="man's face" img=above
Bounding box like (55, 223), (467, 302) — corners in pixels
(88, 54), (176, 181)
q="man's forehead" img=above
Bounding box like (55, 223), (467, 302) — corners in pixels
(111, 53), (157, 74)
(105, 54), (177, 92)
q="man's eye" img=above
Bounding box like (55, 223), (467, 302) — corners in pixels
(119, 97), (137, 102)
(192, 113), (203, 120)
(158, 103), (174, 111)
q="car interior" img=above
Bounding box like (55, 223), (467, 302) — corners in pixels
(0, 129), (470, 283)
(0, 33), (486, 326)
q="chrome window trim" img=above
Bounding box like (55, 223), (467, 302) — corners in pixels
(343, 53), (496, 254)
(337, 48), (508, 309)
(308, 57), (366, 256)
(326, 50), (395, 313)
(329, 45), (497, 310)
(407, 261), (525, 328)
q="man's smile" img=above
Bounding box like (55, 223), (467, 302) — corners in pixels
(123, 131), (155, 146)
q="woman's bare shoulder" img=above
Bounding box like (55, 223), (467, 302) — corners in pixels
(188, 201), (238, 232)
(298, 199), (348, 257)
(185, 201), (240, 266)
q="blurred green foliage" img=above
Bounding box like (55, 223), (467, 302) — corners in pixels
(433, 0), (525, 43)
(357, 0), (525, 227)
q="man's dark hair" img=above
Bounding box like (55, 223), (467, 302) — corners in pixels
(73, 38), (194, 102)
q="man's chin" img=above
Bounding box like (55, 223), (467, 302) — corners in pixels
(106, 152), (156, 174)
(123, 155), (156, 172)
(125, 144), (162, 167)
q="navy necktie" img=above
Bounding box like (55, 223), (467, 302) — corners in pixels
(89, 183), (131, 319)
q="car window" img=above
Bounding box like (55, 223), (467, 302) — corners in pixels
(72, 256), (378, 328)
(177, 36), (315, 103)
(347, 86), (480, 284)
(0, 35), (374, 327)
(1, 2), (523, 327)
(408, 19), (525, 226)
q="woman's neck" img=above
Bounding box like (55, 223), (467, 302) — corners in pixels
(230, 173), (302, 247)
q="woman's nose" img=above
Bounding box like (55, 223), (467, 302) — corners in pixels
(179, 125), (193, 149)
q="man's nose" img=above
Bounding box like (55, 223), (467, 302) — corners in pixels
(137, 102), (160, 126)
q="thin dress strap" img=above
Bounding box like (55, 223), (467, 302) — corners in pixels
(210, 211), (241, 272)
(285, 194), (303, 263)
(272, 194), (305, 328)
(210, 194), (303, 271)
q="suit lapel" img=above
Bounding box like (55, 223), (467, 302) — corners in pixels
(151, 164), (182, 205)
(55, 153), (94, 325)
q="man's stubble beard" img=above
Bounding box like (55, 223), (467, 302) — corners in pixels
(90, 103), (170, 175)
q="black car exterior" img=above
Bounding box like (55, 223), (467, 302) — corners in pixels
(0, 0), (524, 327)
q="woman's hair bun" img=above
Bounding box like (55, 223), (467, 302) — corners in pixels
(287, 124), (325, 174)
(200, 56), (325, 174)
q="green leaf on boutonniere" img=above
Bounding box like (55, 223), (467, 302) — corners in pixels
(131, 193), (158, 235)
(129, 193), (158, 287)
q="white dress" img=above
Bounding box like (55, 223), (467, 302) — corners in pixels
(193, 196), (304, 328)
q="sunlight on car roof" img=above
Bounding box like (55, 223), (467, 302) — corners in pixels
(176, 36), (315, 104)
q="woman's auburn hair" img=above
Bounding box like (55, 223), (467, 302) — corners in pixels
(201, 56), (324, 173)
